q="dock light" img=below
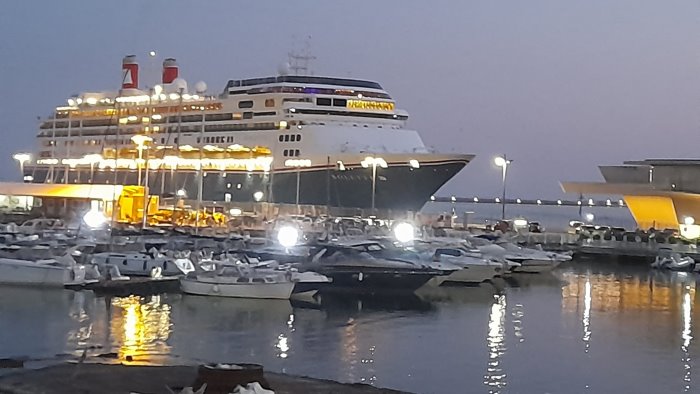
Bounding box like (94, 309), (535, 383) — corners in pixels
(409, 159), (420, 169)
(149, 50), (156, 57)
(277, 226), (299, 248)
(253, 191), (264, 202)
(493, 155), (512, 220)
(557, 200), (562, 205)
(517, 198), (522, 204)
(685, 216), (695, 226)
(473, 197), (479, 202)
(585, 213), (595, 223)
(393, 222), (415, 243)
(618, 199), (624, 206)
(495, 197), (501, 203)
(451, 196), (457, 202)
(83, 208), (107, 229)
(588, 198), (594, 206)
(176, 189), (187, 198)
(537, 199), (542, 205)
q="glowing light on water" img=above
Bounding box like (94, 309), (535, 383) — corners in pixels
(276, 334), (289, 359)
(582, 279), (592, 350)
(484, 294), (507, 391)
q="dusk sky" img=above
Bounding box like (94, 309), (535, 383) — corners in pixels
(1, 1), (699, 199)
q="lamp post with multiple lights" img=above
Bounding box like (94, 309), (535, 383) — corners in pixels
(361, 156), (388, 212)
(494, 155), (512, 220)
(13, 153), (31, 182)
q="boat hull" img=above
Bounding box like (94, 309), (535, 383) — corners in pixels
(510, 259), (560, 273)
(429, 264), (501, 286)
(314, 266), (440, 293)
(180, 278), (294, 299)
(26, 158), (468, 211)
(0, 260), (69, 287)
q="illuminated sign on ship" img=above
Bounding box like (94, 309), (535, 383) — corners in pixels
(346, 100), (395, 111)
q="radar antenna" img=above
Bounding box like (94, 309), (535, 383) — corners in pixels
(288, 35), (316, 76)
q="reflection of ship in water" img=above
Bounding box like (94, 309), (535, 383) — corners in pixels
(107, 295), (173, 363)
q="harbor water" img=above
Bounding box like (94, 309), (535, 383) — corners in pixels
(1, 259), (697, 393)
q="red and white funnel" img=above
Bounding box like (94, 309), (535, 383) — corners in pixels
(122, 55), (139, 89)
(162, 58), (179, 84)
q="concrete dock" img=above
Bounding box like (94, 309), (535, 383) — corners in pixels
(0, 363), (410, 394)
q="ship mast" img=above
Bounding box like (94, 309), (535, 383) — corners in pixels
(288, 37), (316, 76)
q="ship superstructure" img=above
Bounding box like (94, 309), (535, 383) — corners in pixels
(25, 56), (473, 210)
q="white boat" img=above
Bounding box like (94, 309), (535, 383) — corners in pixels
(0, 258), (71, 287)
(91, 250), (195, 277)
(180, 266), (295, 299)
(652, 249), (695, 271)
(472, 239), (567, 273)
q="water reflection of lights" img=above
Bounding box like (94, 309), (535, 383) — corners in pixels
(484, 294), (507, 392)
(67, 292), (94, 352)
(110, 295), (172, 362)
(512, 303), (524, 343)
(681, 287), (693, 391)
(276, 334), (289, 359)
(287, 314), (295, 330)
(582, 279), (592, 351)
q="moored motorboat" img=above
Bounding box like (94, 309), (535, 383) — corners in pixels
(180, 265), (295, 299)
(303, 241), (448, 293)
(652, 249), (696, 271)
(0, 258), (71, 287)
(91, 249), (195, 277)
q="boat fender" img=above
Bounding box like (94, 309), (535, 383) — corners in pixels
(358, 272), (363, 281)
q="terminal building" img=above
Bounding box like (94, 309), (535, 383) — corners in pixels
(562, 158), (700, 233)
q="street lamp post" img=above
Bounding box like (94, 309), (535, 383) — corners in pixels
(84, 154), (103, 184)
(285, 159), (311, 213)
(13, 153), (31, 182)
(131, 135), (153, 229)
(361, 156), (388, 213)
(494, 155), (512, 220)
(131, 135), (153, 186)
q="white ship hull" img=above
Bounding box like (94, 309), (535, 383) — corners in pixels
(180, 277), (295, 299)
(0, 258), (70, 287)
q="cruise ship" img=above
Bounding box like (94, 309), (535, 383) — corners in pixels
(23, 56), (473, 211)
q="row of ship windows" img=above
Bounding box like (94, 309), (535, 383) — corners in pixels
(42, 122), (279, 137)
(283, 149), (301, 157)
(226, 85), (391, 100)
(40, 112), (277, 129)
(278, 134), (301, 142)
